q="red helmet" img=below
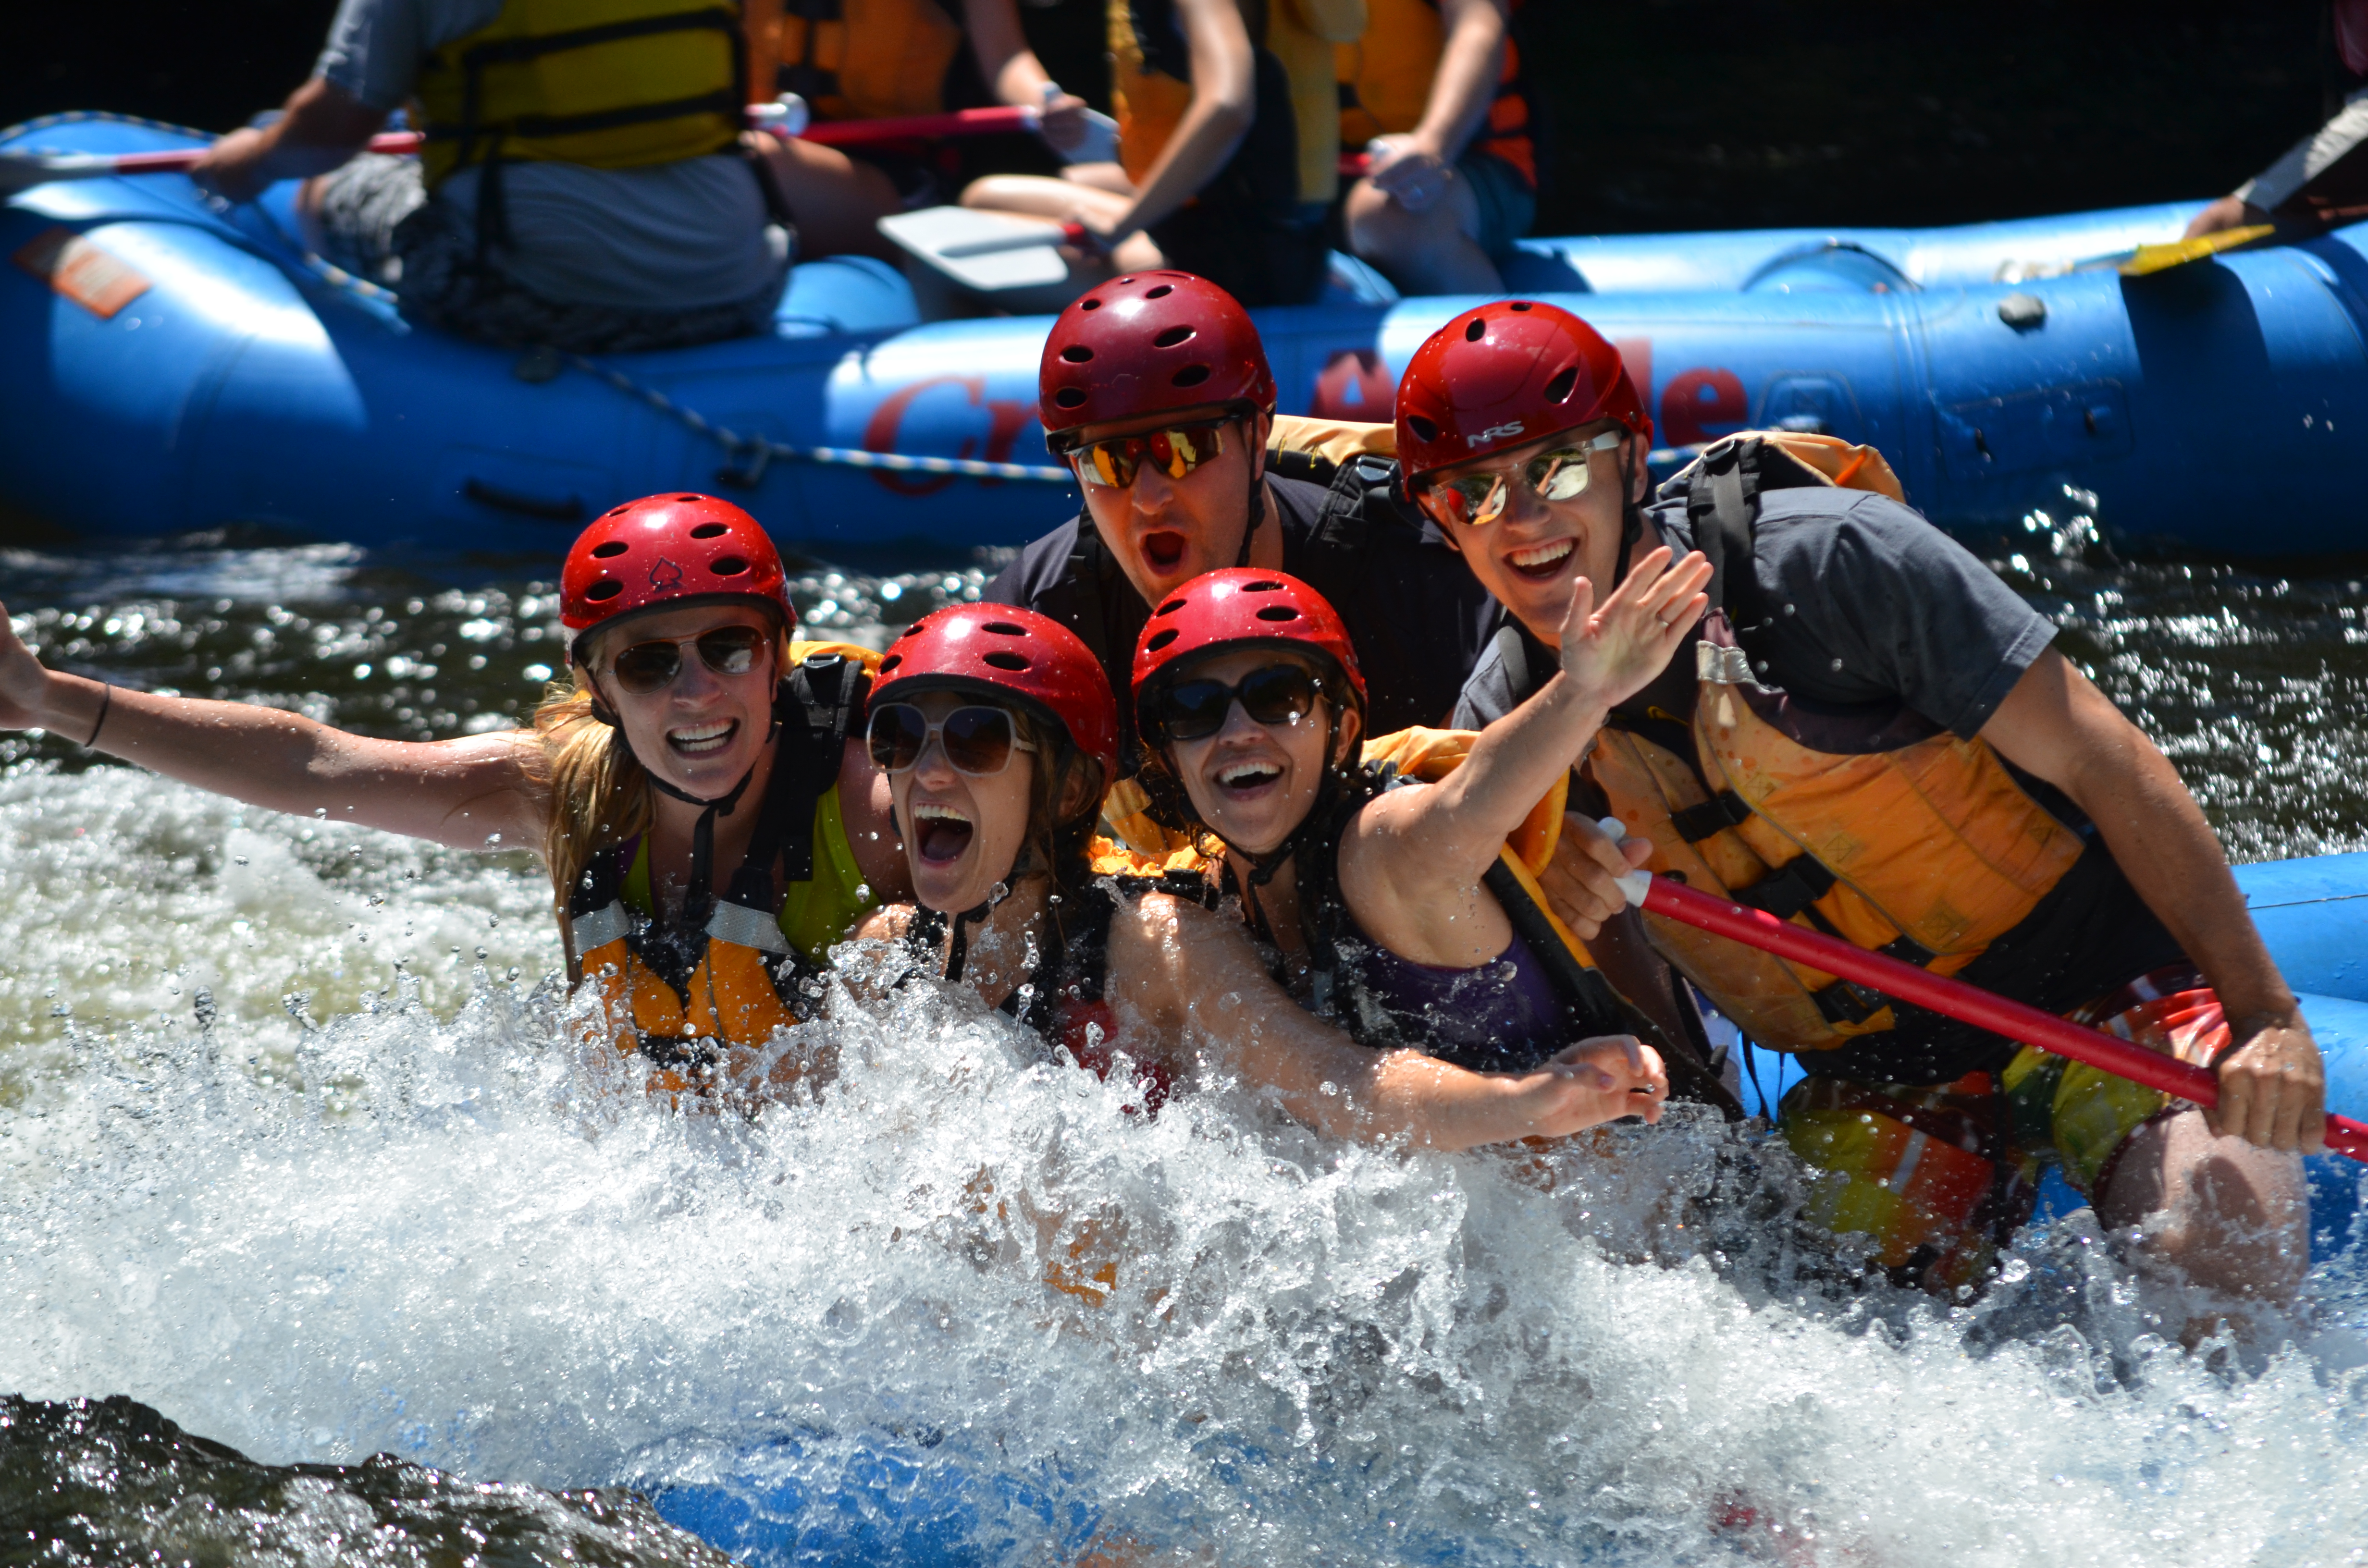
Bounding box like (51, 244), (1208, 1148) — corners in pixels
(872, 604), (1120, 784)
(1394, 301), (1651, 489)
(1132, 570), (1365, 732)
(1038, 272), (1276, 453)
(561, 494), (794, 659)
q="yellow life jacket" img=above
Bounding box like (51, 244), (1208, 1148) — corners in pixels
(1586, 435), (2084, 1054)
(415, 0), (747, 190)
(742, 0), (964, 122)
(563, 641), (882, 1100)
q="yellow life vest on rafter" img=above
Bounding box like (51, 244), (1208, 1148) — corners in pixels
(415, 0), (748, 190)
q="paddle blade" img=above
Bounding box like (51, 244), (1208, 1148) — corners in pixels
(2116, 223), (2276, 276)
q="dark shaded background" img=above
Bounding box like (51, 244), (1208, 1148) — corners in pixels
(0, 0), (2342, 232)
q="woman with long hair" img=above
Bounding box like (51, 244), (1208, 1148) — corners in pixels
(0, 493), (908, 1102)
(849, 601), (1666, 1147)
(1122, 549), (1713, 1081)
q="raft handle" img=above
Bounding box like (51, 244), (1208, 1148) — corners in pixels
(462, 477), (587, 522)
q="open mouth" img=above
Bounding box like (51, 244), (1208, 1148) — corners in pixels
(1505, 537), (1577, 583)
(1141, 530), (1189, 574)
(1214, 760), (1284, 797)
(668, 718), (739, 757)
(913, 802), (975, 865)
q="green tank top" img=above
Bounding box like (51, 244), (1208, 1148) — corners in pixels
(620, 783), (878, 964)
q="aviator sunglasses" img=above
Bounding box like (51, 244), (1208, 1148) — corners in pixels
(1150, 662), (1323, 743)
(606, 625), (770, 695)
(1069, 421), (1230, 490)
(867, 702), (1038, 777)
(1417, 429), (1625, 529)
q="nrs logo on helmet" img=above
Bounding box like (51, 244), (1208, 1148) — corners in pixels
(1469, 421), (1528, 448)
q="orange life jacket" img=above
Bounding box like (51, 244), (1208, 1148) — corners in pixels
(562, 643), (879, 1102)
(1587, 436), (2085, 1054)
(1334, 0), (1534, 186)
(744, 0), (965, 121)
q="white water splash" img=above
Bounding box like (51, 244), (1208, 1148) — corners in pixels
(3, 763), (2367, 1566)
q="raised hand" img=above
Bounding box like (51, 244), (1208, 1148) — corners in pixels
(1555, 545), (1712, 711)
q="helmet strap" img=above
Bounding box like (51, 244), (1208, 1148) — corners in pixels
(1233, 413), (1268, 569)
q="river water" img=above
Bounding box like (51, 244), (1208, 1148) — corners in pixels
(3, 530), (2366, 1566)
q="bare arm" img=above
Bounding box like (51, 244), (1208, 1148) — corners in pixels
(1110, 894), (1665, 1148)
(189, 76), (389, 203)
(1339, 548), (1707, 952)
(957, 0), (1093, 151)
(1102, 0), (1257, 243)
(1403, 0), (1505, 160)
(1982, 647), (2323, 1152)
(0, 599), (546, 852)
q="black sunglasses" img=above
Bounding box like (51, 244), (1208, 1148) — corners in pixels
(607, 625), (770, 695)
(1150, 663), (1323, 743)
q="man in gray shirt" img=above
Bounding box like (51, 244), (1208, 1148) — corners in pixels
(190, 0), (788, 354)
(1396, 296), (2321, 1329)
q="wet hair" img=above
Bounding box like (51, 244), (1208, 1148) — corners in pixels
(1006, 704), (1107, 895)
(527, 619), (789, 916)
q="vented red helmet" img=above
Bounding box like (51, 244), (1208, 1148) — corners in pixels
(1131, 570), (1366, 731)
(561, 494), (794, 659)
(1394, 301), (1651, 489)
(1038, 272), (1276, 452)
(873, 604), (1120, 783)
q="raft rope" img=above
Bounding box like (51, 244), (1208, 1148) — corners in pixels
(560, 356), (1078, 488)
(5, 112), (1077, 490)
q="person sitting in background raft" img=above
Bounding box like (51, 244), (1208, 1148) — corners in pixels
(847, 602), (1668, 1146)
(1405, 297), (2321, 1326)
(1335, 0), (1538, 294)
(957, 0), (1363, 305)
(190, 0), (795, 354)
(742, 0), (1102, 261)
(1111, 560), (1732, 1109)
(2187, 0), (2368, 238)
(0, 494), (909, 1105)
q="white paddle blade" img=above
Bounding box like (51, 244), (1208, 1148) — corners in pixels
(876, 206), (1073, 294)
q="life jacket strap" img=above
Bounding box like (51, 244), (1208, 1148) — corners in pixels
(1667, 788), (1754, 842)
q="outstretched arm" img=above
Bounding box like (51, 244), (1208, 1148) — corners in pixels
(0, 599), (546, 852)
(1983, 648), (2322, 1152)
(188, 77), (388, 203)
(1112, 894), (1666, 1148)
(1341, 547), (1707, 939)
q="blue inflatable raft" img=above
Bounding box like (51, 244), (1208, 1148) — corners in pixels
(5, 113), (2368, 558)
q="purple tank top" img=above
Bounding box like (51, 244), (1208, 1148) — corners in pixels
(1349, 920), (1569, 1072)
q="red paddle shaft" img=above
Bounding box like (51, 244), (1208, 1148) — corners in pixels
(1632, 872), (2368, 1164)
(49, 105), (1044, 177)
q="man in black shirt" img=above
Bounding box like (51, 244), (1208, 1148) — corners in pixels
(984, 271), (1497, 760)
(1398, 296), (2321, 1324)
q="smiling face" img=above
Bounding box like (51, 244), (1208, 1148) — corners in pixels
(1161, 648), (1358, 858)
(888, 691), (1039, 914)
(1430, 420), (1649, 646)
(583, 604), (781, 798)
(1073, 408), (1267, 608)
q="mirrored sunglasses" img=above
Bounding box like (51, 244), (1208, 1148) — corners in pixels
(1072, 421), (1230, 490)
(1419, 429), (1625, 528)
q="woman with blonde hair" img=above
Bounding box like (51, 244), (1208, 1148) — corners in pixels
(0, 493), (907, 1101)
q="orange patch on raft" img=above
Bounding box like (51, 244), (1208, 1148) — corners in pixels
(14, 227), (151, 319)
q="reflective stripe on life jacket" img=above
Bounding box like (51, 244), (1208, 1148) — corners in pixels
(561, 642), (880, 1100)
(1334, 0), (1535, 186)
(742, 0), (965, 121)
(1588, 437), (2084, 1054)
(415, 0), (747, 190)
